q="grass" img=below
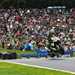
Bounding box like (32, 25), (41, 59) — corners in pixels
(0, 62), (74, 75)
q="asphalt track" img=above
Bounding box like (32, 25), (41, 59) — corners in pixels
(1, 57), (75, 73)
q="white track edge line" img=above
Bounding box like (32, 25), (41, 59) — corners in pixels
(1, 61), (75, 75)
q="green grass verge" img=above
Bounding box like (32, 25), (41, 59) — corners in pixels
(0, 62), (74, 75)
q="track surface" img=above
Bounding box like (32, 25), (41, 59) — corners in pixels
(1, 57), (75, 73)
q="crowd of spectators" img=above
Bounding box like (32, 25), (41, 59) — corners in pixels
(0, 7), (75, 52)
